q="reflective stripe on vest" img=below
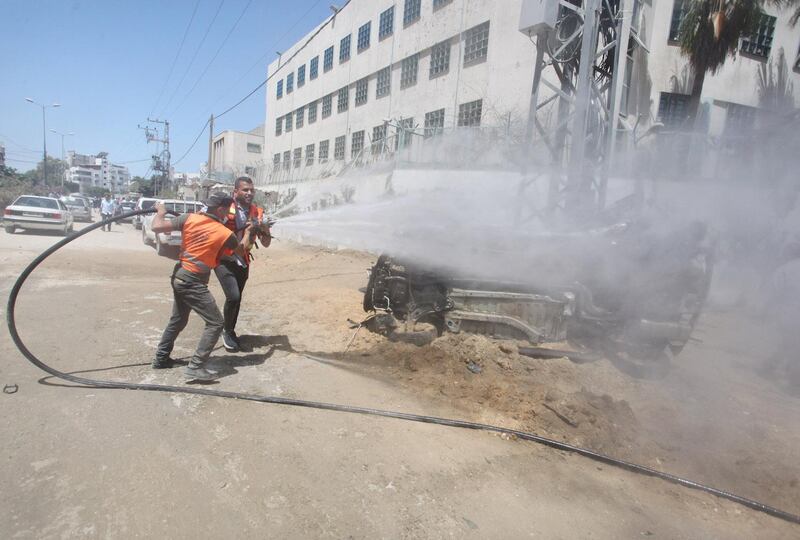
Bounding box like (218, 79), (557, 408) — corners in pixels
(179, 213), (232, 274)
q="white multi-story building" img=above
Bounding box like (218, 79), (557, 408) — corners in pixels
(66, 151), (131, 194)
(264, 0), (799, 184)
(210, 125), (265, 182)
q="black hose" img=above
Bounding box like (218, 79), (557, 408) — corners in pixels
(6, 209), (800, 527)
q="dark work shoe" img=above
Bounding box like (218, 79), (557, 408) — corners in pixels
(152, 357), (186, 369)
(221, 331), (240, 352)
(184, 365), (219, 381)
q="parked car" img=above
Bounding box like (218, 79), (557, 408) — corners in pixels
(132, 197), (158, 230)
(3, 195), (74, 235)
(142, 199), (205, 256)
(117, 201), (137, 223)
(60, 196), (93, 222)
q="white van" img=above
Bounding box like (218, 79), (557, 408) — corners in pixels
(132, 197), (158, 230)
(141, 199), (205, 256)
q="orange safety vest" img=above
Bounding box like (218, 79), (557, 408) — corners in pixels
(179, 213), (233, 274)
(222, 202), (265, 264)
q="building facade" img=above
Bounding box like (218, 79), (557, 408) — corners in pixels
(263, 0), (800, 184)
(210, 125), (265, 182)
(65, 151), (131, 194)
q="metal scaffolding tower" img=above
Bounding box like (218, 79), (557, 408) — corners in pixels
(139, 118), (171, 196)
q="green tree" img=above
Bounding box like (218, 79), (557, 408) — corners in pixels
(678, 0), (761, 122)
(129, 176), (154, 197)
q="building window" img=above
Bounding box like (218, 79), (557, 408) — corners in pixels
(433, 0), (453, 9)
(275, 117), (282, 136)
(429, 40), (451, 78)
(458, 99), (482, 127)
(293, 148), (302, 168)
(657, 92), (689, 128)
(668, 0), (688, 41)
(355, 78), (369, 106)
(358, 22), (371, 51)
(276, 79), (283, 99)
(322, 94), (333, 118)
(340, 35), (351, 63)
(724, 103), (757, 133)
(273, 153), (280, 168)
(376, 66), (391, 98)
(464, 22), (490, 66)
(319, 140), (330, 161)
(334, 135), (346, 160)
(400, 54), (419, 89)
(296, 106), (305, 129)
(424, 108), (445, 137)
(286, 72), (294, 93)
(379, 6), (394, 39)
(404, 0), (421, 26)
(310, 56), (319, 79)
(305, 143), (315, 166)
(285, 112), (293, 132)
(397, 118), (414, 149)
(245, 166), (256, 176)
(247, 143), (262, 153)
(740, 13), (776, 58)
(297, 65), (306, 87)
(372, 124), (387, 151)
(351, 130), (365, 159)
(338, 86), (349, 113)
(308, 100), (318, 123)
(282, 150), (290, 170)
(324, 46), (334, 72)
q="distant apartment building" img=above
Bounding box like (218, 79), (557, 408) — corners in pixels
(264, 0), (799, 184)
(210, 125), (265, 182)
(66, 151), (131, 194)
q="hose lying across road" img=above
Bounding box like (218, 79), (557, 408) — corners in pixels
(6, 209), (800, 527)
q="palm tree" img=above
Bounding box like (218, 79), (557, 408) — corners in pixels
(677, 0), (762, 123)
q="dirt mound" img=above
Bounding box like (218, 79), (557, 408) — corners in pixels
(355, 334), (641, 458)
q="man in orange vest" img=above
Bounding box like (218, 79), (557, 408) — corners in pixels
(151, 192), (254, 381)
(214, 176), (271, 352)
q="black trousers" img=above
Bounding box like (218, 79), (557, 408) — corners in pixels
(213, 259), (249, 333)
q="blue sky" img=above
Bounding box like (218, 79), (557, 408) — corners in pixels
(0, 0), (332, 176)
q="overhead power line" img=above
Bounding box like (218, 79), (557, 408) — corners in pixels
(173, 117), (211, 166)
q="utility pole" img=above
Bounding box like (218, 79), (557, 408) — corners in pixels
(25, 98), (60, 187)
(139, 118), (171, 196)
(50, 129), (75, 188)
(207, 114), (215, 180)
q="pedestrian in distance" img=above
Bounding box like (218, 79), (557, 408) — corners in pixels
(100, 193), (115, 231)
(214, 176), (272, 352)
(151, 192), (255, 381)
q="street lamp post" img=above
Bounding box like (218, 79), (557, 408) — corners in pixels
(25, 98), (60, 187)
(50, 129), (75, 188)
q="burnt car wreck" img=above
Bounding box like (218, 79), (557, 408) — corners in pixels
(362, 219), (714, 361)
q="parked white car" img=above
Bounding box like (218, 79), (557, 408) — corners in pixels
(142, 199), (205, 256)
(60, 196), (92, 222)
(3, 195), (74, 235)
(132, 197), (158, 230)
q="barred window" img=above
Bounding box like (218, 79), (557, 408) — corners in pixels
(273, 153), (280, 168)
(401, 54), (419, 89)
(740, 13), (776, 58)
(286, 72), (294, 93)
(334, 135), (346, 160)
(322, 94), (333, 118)
(340, 35), (351, 63)
(337, 86), (349, 113)
(307, 101), (318, 124)
(305, 143), (315, 166)
(433, 0), (453, 9)
(310, 56), (319, 79)
(372, 124), (387, 151)
(376, 66), (391, 98)
(397, 117), (414, 149)
(319, 139), (330, 161)
(657, 92), (689, 128)
(358, 22), (371, 51)
(668, 0), (688, 42)
(296, 106), (305, 129)
(283, 150), (290, 170)
(276, 79), (283, 99)
(464, 22), (490, 66)
(430, 41), (451, 78)
(324, 46), (334, 72)
(379, 6), (394, 39)
(275, 116), (283, 136)
(293, 147), (302, 168)
(424, 108), (445, 138)
(457, 99), (482, 127)
(351, 130), (365, 159)
(404, 0), (421, 26)
(297, 65), (306, 87)
(355, 78), (369, 106)
(285, 112), (293, 132)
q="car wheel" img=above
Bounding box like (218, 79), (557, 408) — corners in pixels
(4, 225), (15, 234)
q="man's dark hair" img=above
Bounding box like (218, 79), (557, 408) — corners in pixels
(234, 176), (254, 189)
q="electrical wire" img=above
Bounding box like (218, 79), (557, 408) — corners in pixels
(6, 209), (800, 528)
(172, 118), (211, 166)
